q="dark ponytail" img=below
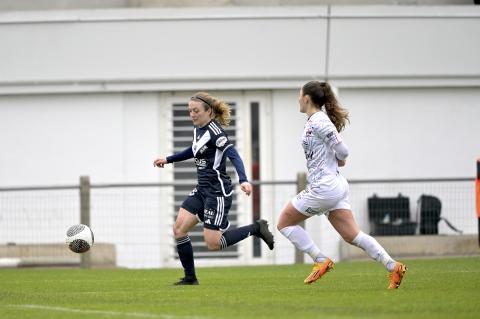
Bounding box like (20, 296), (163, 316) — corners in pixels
(302, 81), (349, 132)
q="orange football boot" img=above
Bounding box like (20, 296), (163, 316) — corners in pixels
(304, 258), (334, 284)
(388, 262), (407, 289)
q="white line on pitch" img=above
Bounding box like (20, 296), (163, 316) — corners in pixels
(11, 304), (210, 319)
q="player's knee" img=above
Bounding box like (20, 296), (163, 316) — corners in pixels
(205, 238), (221, 251)
(173, 224), (187, 239)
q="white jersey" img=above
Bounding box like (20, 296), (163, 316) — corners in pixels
(301, 111), (343, 184)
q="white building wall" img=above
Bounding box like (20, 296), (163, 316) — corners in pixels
(0, 7), (328, 93)
(0, 93), (163, 185)
(0, 6), (479, 267)
(329, 6), (480, 79)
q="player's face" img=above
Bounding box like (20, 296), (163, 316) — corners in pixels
(188, 100), (212, 127)
(298, 89), (308, 113)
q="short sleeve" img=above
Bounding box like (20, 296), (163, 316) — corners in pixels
(212, 132), (233, 151)
(207, 121), (233, 151)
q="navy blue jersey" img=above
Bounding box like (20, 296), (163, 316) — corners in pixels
(192, 120), (234, 196)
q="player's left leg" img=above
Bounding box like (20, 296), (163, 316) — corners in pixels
(328, 209), (407, 289)
(203, 195), (274, 251)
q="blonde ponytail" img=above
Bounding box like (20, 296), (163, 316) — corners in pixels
(191, 92), (231, 127)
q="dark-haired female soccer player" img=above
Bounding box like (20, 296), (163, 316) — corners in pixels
(276, 81), (407, 289)
(154, 92), (274, 285)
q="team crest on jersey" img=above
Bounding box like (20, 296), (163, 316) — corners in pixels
(216, 136), (228, 147)
(204, 208), (215, 218)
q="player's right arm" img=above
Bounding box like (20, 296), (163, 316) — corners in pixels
(153, 147), (194, 168)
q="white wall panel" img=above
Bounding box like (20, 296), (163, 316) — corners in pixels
(0, 8), (328, 84)
(0, 92), (162, 186)
(329, 6), (480, 78)
(271, 90), (306, 180)
(0, 94), (122, 185)
(339, 87), (480, 180)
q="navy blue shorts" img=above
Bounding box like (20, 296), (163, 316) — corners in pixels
(181, 187), (232, 231)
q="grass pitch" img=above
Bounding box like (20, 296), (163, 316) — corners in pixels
(1, 256), (479, 319)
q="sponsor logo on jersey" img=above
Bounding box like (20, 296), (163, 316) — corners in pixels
(194, 158), (207, 169)
(306, 207), (320, 215)
(199, 145), (208, 154)
(216, 136), (228, 148)
(189, 188), (198, 196)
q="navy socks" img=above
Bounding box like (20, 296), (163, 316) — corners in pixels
(220, 224), (256, 249)
(176, 236), (196, 278)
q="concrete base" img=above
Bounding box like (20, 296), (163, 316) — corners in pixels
(339, 234), (480, 261)
(0, 243), (116, 268)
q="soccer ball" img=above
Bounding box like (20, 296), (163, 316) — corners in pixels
(65, 224), (94, 253)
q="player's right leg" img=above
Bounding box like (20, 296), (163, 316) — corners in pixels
(277, 202), (333, 284)
(173, 191), (203, 285)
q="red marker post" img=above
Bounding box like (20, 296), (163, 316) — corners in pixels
(477, 159), (480, 246)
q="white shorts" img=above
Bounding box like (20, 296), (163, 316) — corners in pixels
(291, 175), (351, 217)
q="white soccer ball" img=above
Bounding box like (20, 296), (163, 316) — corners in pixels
(65, 224), (94, 253)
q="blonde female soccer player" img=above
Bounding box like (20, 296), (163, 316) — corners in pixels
(276, 81), (407, 289)
(154, 92), (274, 285)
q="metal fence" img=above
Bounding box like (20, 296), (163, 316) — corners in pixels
(0, 176), (476, 268)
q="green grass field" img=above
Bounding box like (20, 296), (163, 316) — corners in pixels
(1, 256), (479, 319)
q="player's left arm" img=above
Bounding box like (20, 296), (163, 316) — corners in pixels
(316, 120), (349, 166)
(225, 146), (252, 196)
(213, 128), (252, 196)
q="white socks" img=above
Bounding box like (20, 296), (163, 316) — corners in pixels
(279, 225), (328, 263)
(352, 231), (396, 272)
(279, 226), (396, 271)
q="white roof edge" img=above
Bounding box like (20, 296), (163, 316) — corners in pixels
(2, 5), (479, 24)
(0, 6), (329, 24)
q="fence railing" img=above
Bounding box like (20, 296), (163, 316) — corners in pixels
(0, 176), (476, 268)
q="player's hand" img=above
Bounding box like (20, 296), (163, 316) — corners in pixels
(240, 182), (252, 196)
(337, 159), (346, 167)
(153, 158), (167, 168)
